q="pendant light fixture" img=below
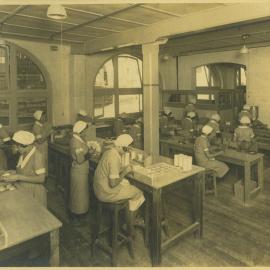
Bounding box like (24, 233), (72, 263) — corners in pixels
(47, 4), (67, 20)
(240, 34), (250, 54)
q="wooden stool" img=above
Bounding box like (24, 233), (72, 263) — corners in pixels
(91, 199), (134, 266)
(203, 169), (217, 196)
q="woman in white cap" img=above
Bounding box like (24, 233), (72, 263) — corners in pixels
(194, 125), (229, 178)
(129, 117), (143, 149)
(32, 110), (52, 175)
(69, 120), (90, 219)
(0, 124), (11, 171)
(181, 111), (196, 142)
(234, 116), (257, 152)
(238, 104), (252, 122)
(77, 109), (96, 143)
(207, 113), (222, 145)
(93, 134), (145, 233)
(1, 130), (47, 206)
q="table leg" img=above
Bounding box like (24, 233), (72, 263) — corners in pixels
(258, 157), (264, 190)
(193, 172), (204, 238)
(151, 188), (162, 266)
(244, 161), (251, 205)
(50, 229), (60, 266)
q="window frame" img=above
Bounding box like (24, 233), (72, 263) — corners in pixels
(0, 41), (51, 131)
(94, 54), (143, 121)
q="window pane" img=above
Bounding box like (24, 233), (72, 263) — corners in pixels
(119, 94), (142, 114)
(94, 95), (115, 119)
(17, 51), (46, 89)
(0, 46), (9, 90)
(0, 99), (9, 125)
(118, 57), (142, 88)
(17, 98), (47, 125)
(196, 66), (209, 87)
(240, 67), (246, 86)
(95, 59), (114, 88)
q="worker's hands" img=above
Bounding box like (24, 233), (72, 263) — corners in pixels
(1, 173), (20, 182)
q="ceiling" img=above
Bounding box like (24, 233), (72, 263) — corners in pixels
(0, 4), (224, 44)
(0, 3), (270, 55)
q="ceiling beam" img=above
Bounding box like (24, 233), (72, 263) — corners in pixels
(66, 7), (148, 27)
(3, 23), (98, 39)
(0, 5), (29, 24)
(140, 4), (182, 18)
(0, 11), (121, 33)
(51, 4), (141, 38)
(84, 3), (270, 54)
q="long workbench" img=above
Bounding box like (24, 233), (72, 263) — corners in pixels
(160, 136), (264, 206)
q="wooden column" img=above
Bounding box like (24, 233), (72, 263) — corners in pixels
(142, 42), (160, 156)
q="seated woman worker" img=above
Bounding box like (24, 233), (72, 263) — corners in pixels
(93, 134), (145, 234)
(1, 130), (47, 207)
(194, 125), (229, 178)
(234, 116), (258, 153)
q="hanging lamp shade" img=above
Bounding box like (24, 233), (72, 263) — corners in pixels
(47, 4), (67, 20)
(240, 44), (248, 54)
(240, 34), (249, 54)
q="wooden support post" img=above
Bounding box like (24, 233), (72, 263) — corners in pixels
(142, 42), (160, 156)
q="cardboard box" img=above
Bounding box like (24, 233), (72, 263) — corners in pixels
(234, 180), (257, 202)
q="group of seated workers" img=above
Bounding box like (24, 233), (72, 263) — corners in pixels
(159, 102), (258, 180)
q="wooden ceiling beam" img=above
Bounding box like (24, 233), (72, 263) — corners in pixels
(51, 4), (141, 38)
(140, 4), (182, 18)
(66, 7), (148, 27)
(0, 5), (29, 24)
(1, 30), (83, 44)
(2, 23), (98, 38)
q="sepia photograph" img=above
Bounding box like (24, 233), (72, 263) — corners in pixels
(0, 0), (270, 267)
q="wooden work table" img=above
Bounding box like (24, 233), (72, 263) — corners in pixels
(0, 188), (62, 266)
(160, 136), (264, 205)
(49, 141), (205, 266)
(127, 159), (205, 266)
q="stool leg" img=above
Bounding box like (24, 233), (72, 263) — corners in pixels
(91, 203), (102, 258)
(125, 206), (135, 260)
(213, 174), (217, 196)
(111, 207), (119, 266)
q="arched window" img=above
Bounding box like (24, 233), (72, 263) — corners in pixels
(0, 41), (51, 130)
(94, 54), (143, 119)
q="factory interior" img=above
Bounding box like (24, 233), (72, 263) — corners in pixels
(1, 1), (270, 267)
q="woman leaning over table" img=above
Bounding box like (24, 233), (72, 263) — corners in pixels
(93, 134), (145, 235)
(1, 130), (47, 207)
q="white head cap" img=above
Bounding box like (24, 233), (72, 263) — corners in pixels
(187, 111), (196, 118)
(114, 134), (133, 147)
(78, 109), (87, 117)
(240, 116), (251, 124)
(33, 110), (43, 121)
(202, 125), (213, 135)
(211, 113), (221, 122)
(243, 104), (251, 111)
(73, 120), (87, 133)
(13, 130), (35, 145)
(136, 117), (143, 123)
